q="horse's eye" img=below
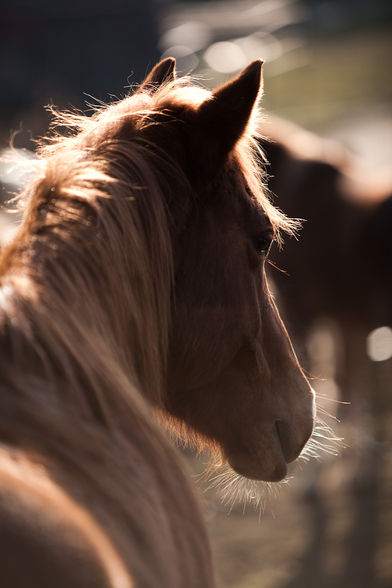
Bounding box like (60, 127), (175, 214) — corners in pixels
(252, 233), (272, 255)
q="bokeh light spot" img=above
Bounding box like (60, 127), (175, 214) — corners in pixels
(204, 41), (247, 74)
(366, 326), (392, 362)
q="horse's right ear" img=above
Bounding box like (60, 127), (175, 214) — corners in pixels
(138, 58), (176, 94)
(193, 60), (263, 172)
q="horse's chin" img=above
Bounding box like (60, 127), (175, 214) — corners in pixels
(228, 460), (288, 482)
(226, 450), (288, 482)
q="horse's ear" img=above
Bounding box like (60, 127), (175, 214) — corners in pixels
(195, 60), (263, 167)
(138, 58), (176, 94)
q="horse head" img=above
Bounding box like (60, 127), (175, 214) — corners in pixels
(137, 59), (315, 482)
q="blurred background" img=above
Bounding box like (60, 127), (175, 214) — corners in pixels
(1, 1), (391, 586)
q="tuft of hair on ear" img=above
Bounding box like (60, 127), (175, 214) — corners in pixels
(138, 57), (176, 95)
(193, 59), (264, 170)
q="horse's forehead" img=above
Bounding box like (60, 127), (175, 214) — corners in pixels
(232, 172), (272, 228)
(241, 198), (272, 232)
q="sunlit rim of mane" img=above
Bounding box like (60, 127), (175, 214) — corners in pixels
(2, 74), (300, 246)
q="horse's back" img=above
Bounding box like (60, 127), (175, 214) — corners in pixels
(0, 428), (213, 588)
(0, 450), (125, 588)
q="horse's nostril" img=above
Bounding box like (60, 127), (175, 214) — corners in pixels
(275, 420), (286, 457)
(275, 419), (299, 464)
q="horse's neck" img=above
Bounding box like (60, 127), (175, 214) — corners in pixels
(0, 180), (172, 423)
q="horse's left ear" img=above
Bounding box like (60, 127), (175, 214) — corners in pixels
(195, 59), (263, 165)
(138, 58), (176, 94)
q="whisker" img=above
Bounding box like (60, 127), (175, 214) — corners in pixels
(196, 411), (341, 515)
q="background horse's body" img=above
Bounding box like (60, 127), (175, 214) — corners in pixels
(261, 117), (392, 418)
(0, 61), (314, 586)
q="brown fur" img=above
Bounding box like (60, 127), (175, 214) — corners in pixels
(0, 61), (315, 586)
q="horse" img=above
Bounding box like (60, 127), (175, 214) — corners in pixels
(259, 116), (392, 422)
(0, 59), (315, 587)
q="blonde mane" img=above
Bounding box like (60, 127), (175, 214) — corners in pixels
(0, 76), (220, 587)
